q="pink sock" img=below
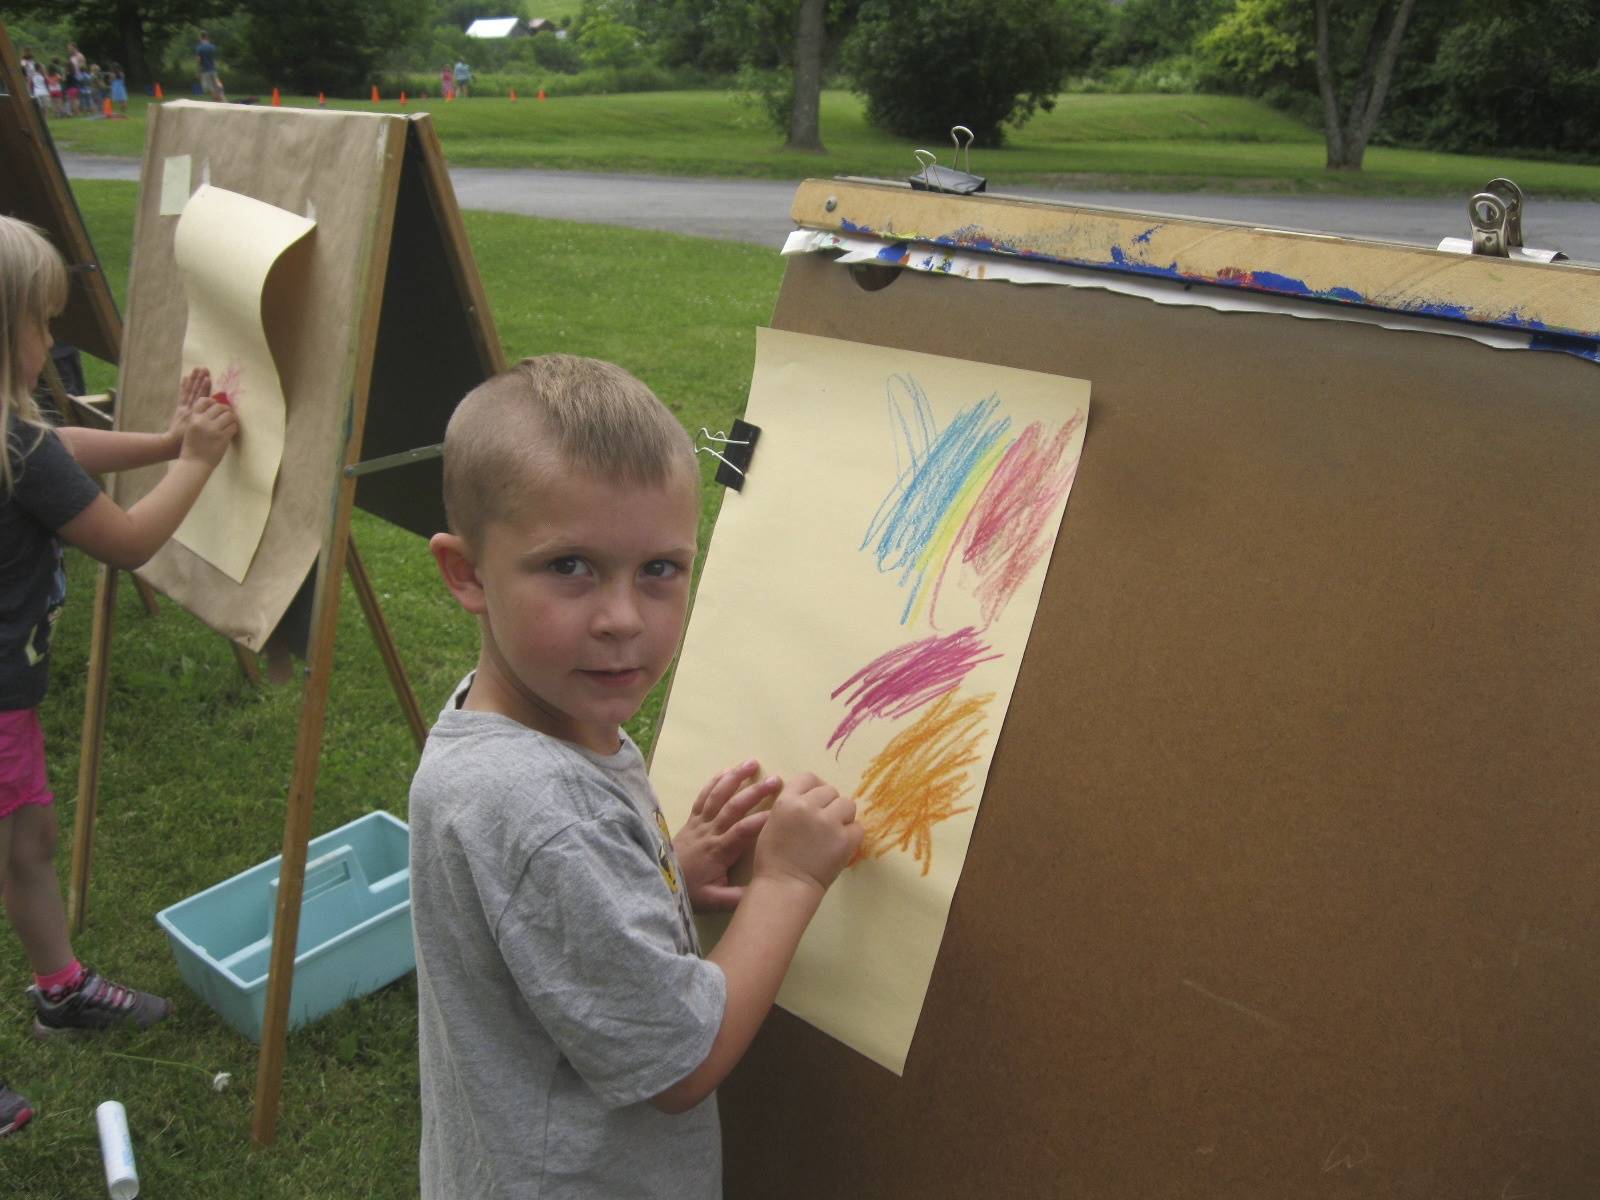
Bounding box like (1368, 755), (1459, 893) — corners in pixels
(35, 960), (85, 997)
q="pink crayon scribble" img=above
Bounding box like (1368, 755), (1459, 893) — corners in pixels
(211, 363), (243, 407)
(827, 626), (1000, 755)
(930, 412), (1084, 628)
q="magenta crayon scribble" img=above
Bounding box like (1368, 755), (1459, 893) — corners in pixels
(827, 626), (1001, 755)
(928, 411), (1085, 628)
(211, 363), (243, 408)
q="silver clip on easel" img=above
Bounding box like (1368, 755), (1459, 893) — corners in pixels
(1437, 177), (1567, 263)
(695, 427), (749, 478)
(951, 125), (974, 175)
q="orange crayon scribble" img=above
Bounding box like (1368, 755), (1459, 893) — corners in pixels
(851, 690), (992, 875)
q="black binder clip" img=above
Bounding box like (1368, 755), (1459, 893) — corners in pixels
(908, 126), (986, 195)
(697, 421), (759, 492)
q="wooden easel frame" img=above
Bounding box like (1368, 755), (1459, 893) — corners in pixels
(62, 107), (502, 1146)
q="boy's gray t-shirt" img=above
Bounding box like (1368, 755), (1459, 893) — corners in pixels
(410, 684), (726, 1200)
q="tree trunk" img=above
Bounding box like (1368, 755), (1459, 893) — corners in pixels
(1313, 0), (1417, 171)
(116, 1), (153, 89)
(786, 0), (826, 152)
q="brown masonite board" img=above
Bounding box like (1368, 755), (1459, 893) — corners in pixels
(0, 18), (121, 363)
(717, 186), (1600, 1197)
(112, 102), (498, 649)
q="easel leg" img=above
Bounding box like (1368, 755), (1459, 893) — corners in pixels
(67, 564), (118, 934)
(129, 572), (160, 617)
(346, 538), (428, 751)
(231, 642), (263, 687)
(251, 537), (353, 1145)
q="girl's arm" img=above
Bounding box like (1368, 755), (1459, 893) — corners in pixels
(56, 367), (209, 475)
(56, 394), (237, 571)
(55, 426), (181, 474)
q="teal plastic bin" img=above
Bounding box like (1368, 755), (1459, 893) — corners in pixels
(156, 811), (413, 1042)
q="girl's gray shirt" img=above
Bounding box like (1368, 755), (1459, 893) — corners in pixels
(410, 682), (725, 1199)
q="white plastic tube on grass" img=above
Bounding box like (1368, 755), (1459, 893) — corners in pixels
(95, 1101), (139, 1199)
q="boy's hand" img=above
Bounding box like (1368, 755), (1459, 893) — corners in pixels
(179, 393), (239, 467)
(675, 760), (779, 912)
(164, 367), (210, 454)
(751, 772), (862, 897)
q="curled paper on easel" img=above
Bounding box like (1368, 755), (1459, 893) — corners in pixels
(171, 185), (316, 583)
(651, 328), (1091, 1074)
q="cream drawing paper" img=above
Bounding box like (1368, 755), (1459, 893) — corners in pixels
(650, 327), (1090, 1074)
(171, 185), (315, 583)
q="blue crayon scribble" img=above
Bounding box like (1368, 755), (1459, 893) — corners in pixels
(861, 374), (1012, 623)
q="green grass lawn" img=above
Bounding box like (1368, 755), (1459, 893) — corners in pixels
(0, 180), (782, 1199)
(45, 89), (1600, 199)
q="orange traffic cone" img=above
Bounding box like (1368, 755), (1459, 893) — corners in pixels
(371, 84), (379, 103)
(446, 90), (453, 102)
(271, 87), (281, 106)
(102, 97), (113, 117)
(318, 91), (326, 106)
(537, 88), (546, 101)
(399, 90), (408, 107)
(154, 82), (164, 100)
(509, 89), (517, 102)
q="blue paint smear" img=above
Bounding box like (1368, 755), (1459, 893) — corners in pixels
(862, 376), (1012, 624)
(830, 217), (1600, 360)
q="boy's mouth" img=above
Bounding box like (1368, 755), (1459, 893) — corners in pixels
(579, 668), (643, 688)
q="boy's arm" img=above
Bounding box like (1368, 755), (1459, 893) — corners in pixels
(653, 774), (860, 1115)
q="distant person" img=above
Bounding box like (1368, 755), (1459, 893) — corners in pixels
(18, 47), (36, 80)
(27, 64), (48, 118)
(453, 59), (471, 99)
(108, 64), (128, 116)
(44, 65), (63, 118)
(441, 63), (455, 100)
(0, 216), (240, 1138)
(66, 43), (88, 113)
(195, 31), (225, 102)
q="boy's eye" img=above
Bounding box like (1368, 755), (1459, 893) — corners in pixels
(548, 556), (591, 577)
(641, 559), (684, 580)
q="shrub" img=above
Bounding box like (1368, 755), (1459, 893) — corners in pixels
(843, 0), (1073, 146)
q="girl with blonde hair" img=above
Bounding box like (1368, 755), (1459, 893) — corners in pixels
(0, 216), (239, 1136)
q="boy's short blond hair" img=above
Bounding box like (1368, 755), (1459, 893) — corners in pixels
(442, 355), (696, 545)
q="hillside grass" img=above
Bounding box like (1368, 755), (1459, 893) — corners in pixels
(43, 90), (1600, 200)
(0, 179), (783, 1199)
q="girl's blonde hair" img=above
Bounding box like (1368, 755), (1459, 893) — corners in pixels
(0, 215), (68, 494)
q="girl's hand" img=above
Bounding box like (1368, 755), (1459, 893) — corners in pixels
(179, 394), (238, 467)
(164, 367), (210, 455)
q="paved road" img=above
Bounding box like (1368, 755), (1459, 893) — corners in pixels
(62, 152), (1600, 262)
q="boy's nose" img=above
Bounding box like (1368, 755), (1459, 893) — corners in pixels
(593, 586), (644, 638)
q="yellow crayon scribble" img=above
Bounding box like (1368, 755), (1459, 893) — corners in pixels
(852, 690), (992, 875)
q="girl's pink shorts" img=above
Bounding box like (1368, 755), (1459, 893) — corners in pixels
(0, 709), (53, 820)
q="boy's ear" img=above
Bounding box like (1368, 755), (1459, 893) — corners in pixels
(430, 532), (487, 615)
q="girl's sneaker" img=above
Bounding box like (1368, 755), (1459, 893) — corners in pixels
(26, 969), (172, 1037)
(0, 1081), (34, 1137)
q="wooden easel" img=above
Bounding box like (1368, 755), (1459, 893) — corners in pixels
(692, 180), (1600, 1196)
(63, 101), (503, 1146)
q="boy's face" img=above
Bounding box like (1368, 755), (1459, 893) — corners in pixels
(442, 461), (700, 754)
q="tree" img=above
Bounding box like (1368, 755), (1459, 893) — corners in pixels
(844, 0), (1071, 147)
(240, 0), (430, 95)
(4, 0), (234, 86)
(1313, 0), (1417, 170)
(787, 0), (827, 150)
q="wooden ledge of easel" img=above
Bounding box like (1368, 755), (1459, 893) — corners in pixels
(790, 178), (1600, 343)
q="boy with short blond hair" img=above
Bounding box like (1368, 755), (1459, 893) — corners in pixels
(413, 355), (861, 1200)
